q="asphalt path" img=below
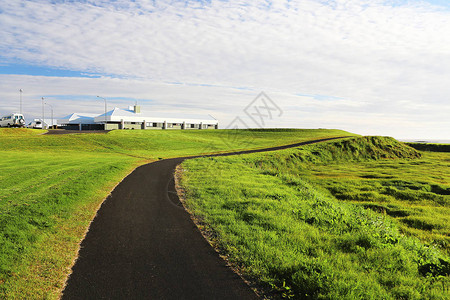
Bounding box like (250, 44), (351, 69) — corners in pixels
(45, 129), (110, 134)
(62, 137), (347, 299)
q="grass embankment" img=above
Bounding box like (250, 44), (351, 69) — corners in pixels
(0, 128), (356, 159)
(179, 136), (450, 299)
(0, 128), (353, 299)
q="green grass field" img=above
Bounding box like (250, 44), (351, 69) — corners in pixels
(179, 136), (450, 299)
(0, 127), (352, 299)
(0, 128), (355, 158)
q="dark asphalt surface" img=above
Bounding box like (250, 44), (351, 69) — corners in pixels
(62, 137), (347, 299)
(45, 130), (110, 134)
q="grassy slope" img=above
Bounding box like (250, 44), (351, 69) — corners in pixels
(0, 128), (353, 299)
(179, 136), (450, 299)
(0, 128), (356, 159)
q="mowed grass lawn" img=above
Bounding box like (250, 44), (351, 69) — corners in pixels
(0, 128), (356, 159)
(179, 137), (450, 299)
(0, 151), (138, 299)
(0, 127), (353, 299)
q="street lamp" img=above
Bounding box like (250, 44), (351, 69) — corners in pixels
(45, 102), (53, 129)
(19, 89), (23, 115)
(97, 96), (107, 130)
(41, 97), (45, 129)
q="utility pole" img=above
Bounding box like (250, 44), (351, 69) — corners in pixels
(97, 96), (107, 130)
(19, 89), (23, 114)
(45, 102), (53, 128)
(41, 97), (45, 129)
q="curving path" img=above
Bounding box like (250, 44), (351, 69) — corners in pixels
(62, 137), (347, 299)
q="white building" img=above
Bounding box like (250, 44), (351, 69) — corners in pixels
(57, 113), (99, 130)
(58, 105), (218, 130)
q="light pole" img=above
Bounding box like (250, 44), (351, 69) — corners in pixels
(45, 102), (53, 129)
(97, 96), (107, 130)
(41, 97), (45, 129)
(19, 89), (23, 115)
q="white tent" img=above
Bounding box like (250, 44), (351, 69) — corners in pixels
(58, 113), (98, 125)
(57, 105), (218, 130)
(93, 106), (218, 127)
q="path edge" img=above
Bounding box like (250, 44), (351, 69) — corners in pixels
(173, 136), (352, 299)
(58, 162), (150, 299)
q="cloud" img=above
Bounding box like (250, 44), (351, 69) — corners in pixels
(1, 74), (448, 139)
(0, 0), (449, 139)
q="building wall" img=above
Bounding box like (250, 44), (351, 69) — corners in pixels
(123, 122), (142, 130)
(64, 121), (217, 130)
(62, 124), (104, 130)
(186, 123), (201, 129)
(146, 122), (164, 129)
(142, 122), (216, 130)
(106, 123), (120, 130)
(166, 123), (182, 130)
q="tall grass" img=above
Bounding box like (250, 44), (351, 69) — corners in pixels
(179, 136), (450, 299)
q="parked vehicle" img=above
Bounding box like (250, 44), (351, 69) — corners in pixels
(0, 113), (25, 127)
(27, 119), (45, 129)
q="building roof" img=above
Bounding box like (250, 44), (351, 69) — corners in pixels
(58, 113), (98, 125)
(58, 106), (218, 126)
(93, 107), (218, 124)
(28, 118), (59, 127)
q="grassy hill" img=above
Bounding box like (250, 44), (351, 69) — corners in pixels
(179, 136), (450, 299)
(0, 128), (354, 299)
(0, 128), (356, 158)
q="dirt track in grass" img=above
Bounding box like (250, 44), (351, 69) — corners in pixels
(62, 137), (347, 299)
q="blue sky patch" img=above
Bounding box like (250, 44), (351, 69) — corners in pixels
(388, 0), (450, 8)
(0, 63), (101, 78)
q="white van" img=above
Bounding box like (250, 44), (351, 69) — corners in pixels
(0, 113), (25, 128)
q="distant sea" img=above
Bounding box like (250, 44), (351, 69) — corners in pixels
(399, 139), (450, 144)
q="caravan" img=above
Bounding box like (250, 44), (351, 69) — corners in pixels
(0, 113), (25, 128)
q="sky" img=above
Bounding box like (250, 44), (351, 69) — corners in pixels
(0, 0), (449, 139)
